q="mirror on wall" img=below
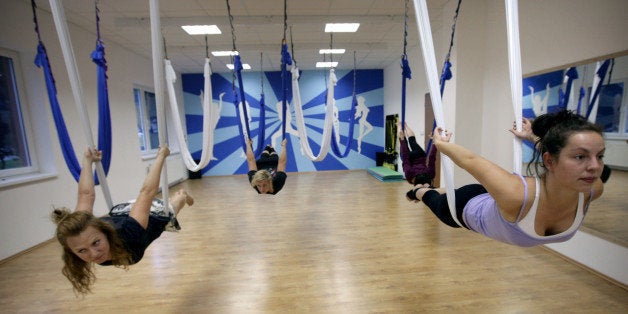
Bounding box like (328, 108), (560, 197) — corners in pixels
(522, 52), (628, 246)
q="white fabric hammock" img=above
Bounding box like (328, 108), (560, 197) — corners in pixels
(165, 58), (217, 172)
(505, 0), (523, 174)
(412, 0), (462, 227)
(412, 0), (524, 227)
(292, 66), (337, 161)
(149, 0), (168, 211)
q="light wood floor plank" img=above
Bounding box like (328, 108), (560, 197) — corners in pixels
(0, 170), (626, 313)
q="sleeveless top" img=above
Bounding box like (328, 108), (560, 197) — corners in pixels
(462, 174), (592, 247)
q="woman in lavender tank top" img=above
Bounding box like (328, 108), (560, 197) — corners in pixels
(406, 110), (605, 246)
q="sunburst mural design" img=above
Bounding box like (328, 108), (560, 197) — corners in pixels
(182, 69), (384, 176)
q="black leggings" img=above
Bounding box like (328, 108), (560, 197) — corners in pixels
(421, 184), (487, 229)
(407, 136), (427, 160)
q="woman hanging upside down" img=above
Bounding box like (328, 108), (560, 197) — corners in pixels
(52, 146), (194, 294)
(406, 110), (605, 247)
(398, 122), (438, 186)
(247, 138), (287, 194)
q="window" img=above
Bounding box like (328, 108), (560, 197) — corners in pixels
(0, 48), (36, 178)
(133, 86), (161, 153)
(595, 79), (627, 138)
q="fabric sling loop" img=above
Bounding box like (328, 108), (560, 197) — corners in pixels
(32, 0), (80, 180)
(412, 0), (462, 227)
(281, 42), (292, 141)
(91, 0), (112, 183)
(259, 52), (266, 147)
(148, 0), (169, 213)
(225, 0), (265, 157)
(164, 56), (215, 172)
(400, 0), (411, 133)
(47, 0), (113, 209)
(291, 66), (336, 161)
(330, 51), (358, 158)
(424, 0), (460, 155)
(32, 0), (112, 185)
(281, 0), (290, 141)
(586, 59), (611, 123)
(505, 0), (523, 174)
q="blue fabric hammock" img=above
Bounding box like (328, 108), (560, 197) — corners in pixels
(281, 43), (292, 141)
(330, 71), (358, 158)
(403, 0), (459, 155)
(31, 0), (111, 183)
(233, 55), (266, 157)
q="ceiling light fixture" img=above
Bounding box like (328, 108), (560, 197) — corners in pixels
(212, 50), (239, 56)
(319, 49), (346, 54)
(226, 63), (251, 70)
(324, 23), (360, 33)
(316, 61), (338, 68)
(181, 25), (221, 35)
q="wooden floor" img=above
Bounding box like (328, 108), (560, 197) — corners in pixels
(0, 170), (626, 313)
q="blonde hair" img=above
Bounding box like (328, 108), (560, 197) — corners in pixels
(250, 169), (272, 188)
(51, 208), (132, 295)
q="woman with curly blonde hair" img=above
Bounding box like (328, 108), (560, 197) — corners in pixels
(52, 146), (193, 294)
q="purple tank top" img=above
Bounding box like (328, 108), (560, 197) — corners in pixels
(462, 175), (591, 247)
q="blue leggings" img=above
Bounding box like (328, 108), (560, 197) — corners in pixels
(421, 184), (487, 229)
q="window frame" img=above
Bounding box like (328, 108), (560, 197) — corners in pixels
(133, 84), (163, 156)
(0, 48), (39, 180)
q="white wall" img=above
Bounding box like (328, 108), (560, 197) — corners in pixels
(384, 0), (627, 284)
(0, 0), (187, 260)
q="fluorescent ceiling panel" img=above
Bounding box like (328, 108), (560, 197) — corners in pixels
(324, 23), (360, 33)
(181, 25), (221, 35)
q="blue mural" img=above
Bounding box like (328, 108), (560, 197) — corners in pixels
(181, 69), (384, 176)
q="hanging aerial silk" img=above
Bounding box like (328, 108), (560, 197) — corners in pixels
(420, 0), (460, 155)
(280, 43), (292, 140)
(559, 67), (579, 111)
(232, 54), (266, 157)
(292, 66), (337, 161)
(330, 66), (358, 158)
(586, 59), (611, 123)
(412, 0), (462, 227)
(32, 0), (112, 184)
(148, 0), (169, 211)
(164, 58), (217, 172)
(44, 0), (113, 208)
(90, 2), (112, 182)
(504, 0), (523, 175)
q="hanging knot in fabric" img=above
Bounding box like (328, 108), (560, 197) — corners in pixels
(401, 57), (412, 79)
(234, 55), (243, 72)
(281, 44), (293, 66)
(440, 60), (452, 82)
(90, 44), (107, 67)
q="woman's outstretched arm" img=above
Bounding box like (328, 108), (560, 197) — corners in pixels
(246, 138), (257, 171)
(75, 148), (101, 213)
(277, 139), (288, 173)
(433, 127), (526, 219)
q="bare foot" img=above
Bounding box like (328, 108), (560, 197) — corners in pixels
(404, 123), (415, 137)
(176, 189), (194, 206)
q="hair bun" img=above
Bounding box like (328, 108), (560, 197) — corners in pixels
(532, 110), (583, 138)
(51, 208), (71, 224)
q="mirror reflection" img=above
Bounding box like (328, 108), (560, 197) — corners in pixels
(523, 52), (628, 246)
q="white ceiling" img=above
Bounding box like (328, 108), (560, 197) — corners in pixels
(32, 0), (450, 73)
